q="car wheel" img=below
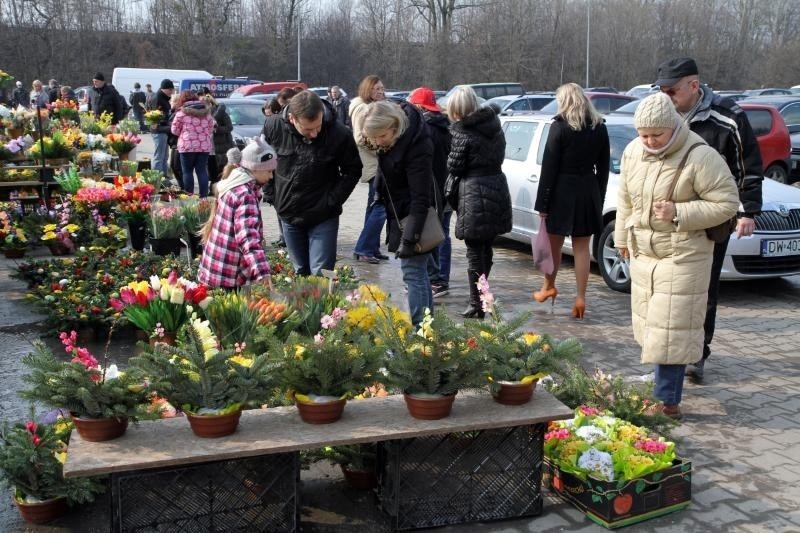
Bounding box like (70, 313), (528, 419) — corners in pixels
(764, 164), (788, 184)
(596, 219), (631, 293)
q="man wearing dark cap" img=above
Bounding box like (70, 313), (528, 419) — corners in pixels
(655, 57), (763, 383)
(150, 79), (175, 176)
(89, 72), (123, 124)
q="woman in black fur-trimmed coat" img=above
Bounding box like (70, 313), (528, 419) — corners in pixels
(445, 87), (512, 318)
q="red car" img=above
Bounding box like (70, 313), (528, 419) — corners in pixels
(739, 103), (792, 183)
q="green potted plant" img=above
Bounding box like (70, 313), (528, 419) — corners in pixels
(26, 130), (74, 164)
(179, 196), (212, 258)
(19, 328), (153, 442)
(378, 307), (486, 420)
(315, 444), (378, 490)
(465, 275), (583, 405)
(129, 318), (279, 437)
(267, 308), (384, 424)
(0, 414), (105, 524)
(148, 202), (185, 256)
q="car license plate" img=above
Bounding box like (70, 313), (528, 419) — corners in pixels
(761, 238), (800, 257)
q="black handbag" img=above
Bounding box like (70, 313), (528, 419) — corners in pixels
(384, 178), (445, 255)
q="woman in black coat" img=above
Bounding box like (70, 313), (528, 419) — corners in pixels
(445, 86), (512, 318)
(361, 100), (434, 326)
(534, 83), (609, 319)
(201, 94), (234, 183)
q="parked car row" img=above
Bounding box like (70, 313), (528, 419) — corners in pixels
(498, 113), (800, 292)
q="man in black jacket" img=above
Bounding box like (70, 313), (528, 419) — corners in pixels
(262, 90), (362, 275)
(150, 79), (175, 177)
(89, 72), (123, 124)
(656, 57), (763, 383)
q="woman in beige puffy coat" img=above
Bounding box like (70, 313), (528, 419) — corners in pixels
(614, 93), (739, 419)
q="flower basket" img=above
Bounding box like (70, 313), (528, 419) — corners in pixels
(14, 495), (69, 524)
(403, 392), (456, 420)
(70, 415), (128, 442)
(185, 409), (242, 438)
(47, 240), (73, 256)
(3, 247), (25, 259)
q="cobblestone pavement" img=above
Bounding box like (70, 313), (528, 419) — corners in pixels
(1, 138), (798, 531)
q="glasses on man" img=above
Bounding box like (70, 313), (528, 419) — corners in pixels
(660, 80), (691, 96)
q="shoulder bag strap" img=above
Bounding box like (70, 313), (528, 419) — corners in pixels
(666, 142), (704, 200)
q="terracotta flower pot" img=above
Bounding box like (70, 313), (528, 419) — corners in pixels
(71, 415), (129, 442)
(492, 379), (537, 406)
(341, 465), (377, 490)
(14, 495), (69, 524)
(149, 331), (177, 347)
(47, 240), (73, 256)
(186, 409), (242, 438)
(3, 248), (26, 259)
(403, 392), (457, 420)
(294, 395), (346, 424)
(7, 127), (24, 139)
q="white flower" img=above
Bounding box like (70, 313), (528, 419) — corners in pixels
(149, 275), (161, 291)
(59, 279), (69, 286)
(575, 425), (607, 444)
(103, 364), (120, 381)
(170, 287), (185, 305)
(577, 447), (615, 481)
(198, 297), (212, 310)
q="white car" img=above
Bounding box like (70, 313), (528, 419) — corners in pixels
(500, 114), (800, 292)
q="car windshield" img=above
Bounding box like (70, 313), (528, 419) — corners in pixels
(611, 100), (641, 114)
(226, 104), (265, 126)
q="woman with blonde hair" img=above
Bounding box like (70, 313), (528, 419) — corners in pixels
(350, 74), (389, 263)
(533, 82), (610, 318)
(445, 85), (511, 318)
(361, 99), (434, 326)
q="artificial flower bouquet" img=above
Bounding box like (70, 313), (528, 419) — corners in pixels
(26, 131), (74, 161)
(0, 206), (28, 250)
(379, 307), (484, 397)
(148, 202), (184, 239)
(105, 132), (141, 156)
(60, 126), (87, 150)
(268, 307), (385, 401)
(0, 137), (27, 161)
(110, 270), (212, 337)
(47, 99), (79, 122)
(1, 106), (32, 132)
(129, 319), (278, 417)
(543, 406), (692, 528)
(144, 109), (163, 126)
(0, 414), (105, 512)
(19, 330), (153, 422)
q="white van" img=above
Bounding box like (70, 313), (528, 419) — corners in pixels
(111, 67), (213, 101)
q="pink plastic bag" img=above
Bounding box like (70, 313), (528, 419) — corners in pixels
(531, 221), (554, 275)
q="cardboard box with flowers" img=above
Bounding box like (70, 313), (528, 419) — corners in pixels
(544, 406), (691, 529)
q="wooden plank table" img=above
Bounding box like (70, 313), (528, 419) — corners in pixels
(64, 390), (572, 532)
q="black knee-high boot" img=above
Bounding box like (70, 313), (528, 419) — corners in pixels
(461, 270), (485, 319)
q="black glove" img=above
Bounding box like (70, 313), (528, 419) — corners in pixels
(395, 240), (416, 259)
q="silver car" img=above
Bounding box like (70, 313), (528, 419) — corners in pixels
(500, 114), (800, 292)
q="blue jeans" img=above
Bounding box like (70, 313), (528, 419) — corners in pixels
(180, 152), (210, 197)
(427, 210), (452, 285)
(152, 133), (169, 176)
(282, 216), (339, 276)
(654, 364), (686, 405)
(353, 180), (386, 257)
(401, 253), (433, 326)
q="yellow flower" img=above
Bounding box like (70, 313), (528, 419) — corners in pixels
(479, 330), (493, 339)
(230, 355), (254, 368)
(523, 332), (541, 345)
(191, 318), (218, 361)
(43, 224), (57, 232)
(358, 284), (387, 302)
(294, 345), (305, 360)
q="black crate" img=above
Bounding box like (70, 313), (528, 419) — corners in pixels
(111, 453), (299, 532)
(377, 424), (545, 531)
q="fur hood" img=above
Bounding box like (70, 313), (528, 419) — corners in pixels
(182, 101), (211, 117)
(453, 106), (500, 139)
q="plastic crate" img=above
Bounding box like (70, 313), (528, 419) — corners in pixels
(111, 453), (299, 532)
(377, 424), (545, 531)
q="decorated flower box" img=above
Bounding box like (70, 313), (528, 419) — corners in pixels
(545, 456), (691, 529)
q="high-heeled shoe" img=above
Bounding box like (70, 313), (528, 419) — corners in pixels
(572, 297), (585, 319)
(532, 287), (558, 306)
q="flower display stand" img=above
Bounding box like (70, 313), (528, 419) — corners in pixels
(110, 453), (299, 532)
(544, 458), (692, 529)
(376, 425), (546, 530)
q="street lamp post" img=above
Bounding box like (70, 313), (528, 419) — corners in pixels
(586, 0), (590, 88)
(297, 18), (301, 81)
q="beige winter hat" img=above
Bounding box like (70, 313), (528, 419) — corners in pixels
(634, 92), (678, 129)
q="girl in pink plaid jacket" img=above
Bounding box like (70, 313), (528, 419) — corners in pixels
(198, 138), (278, 289)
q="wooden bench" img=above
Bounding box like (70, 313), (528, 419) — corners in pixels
(64, 390), (572, 532)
